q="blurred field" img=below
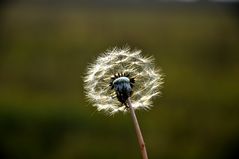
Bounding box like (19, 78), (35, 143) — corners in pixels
(0, 3), (239, 159)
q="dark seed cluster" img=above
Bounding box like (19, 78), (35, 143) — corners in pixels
(110, 73), (135, 106)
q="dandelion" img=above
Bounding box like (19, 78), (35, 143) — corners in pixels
(84, 47), (163, 159)
(84, 47), (163, 114)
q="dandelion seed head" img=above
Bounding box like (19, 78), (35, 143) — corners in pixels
(84, 47), (163, 114)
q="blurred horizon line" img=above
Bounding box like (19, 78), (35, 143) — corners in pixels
(1, 0), (239, 7)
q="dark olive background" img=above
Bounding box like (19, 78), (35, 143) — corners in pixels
(0, 1), (239, 159)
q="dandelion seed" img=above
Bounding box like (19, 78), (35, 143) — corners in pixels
(84, 47), (163, 114)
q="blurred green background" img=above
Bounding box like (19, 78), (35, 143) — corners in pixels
(1, 1), (239, 159)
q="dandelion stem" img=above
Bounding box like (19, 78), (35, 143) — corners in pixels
(127, 98), (148, 159)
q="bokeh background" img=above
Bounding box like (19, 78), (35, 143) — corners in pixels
(1, 0), (239, 159)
